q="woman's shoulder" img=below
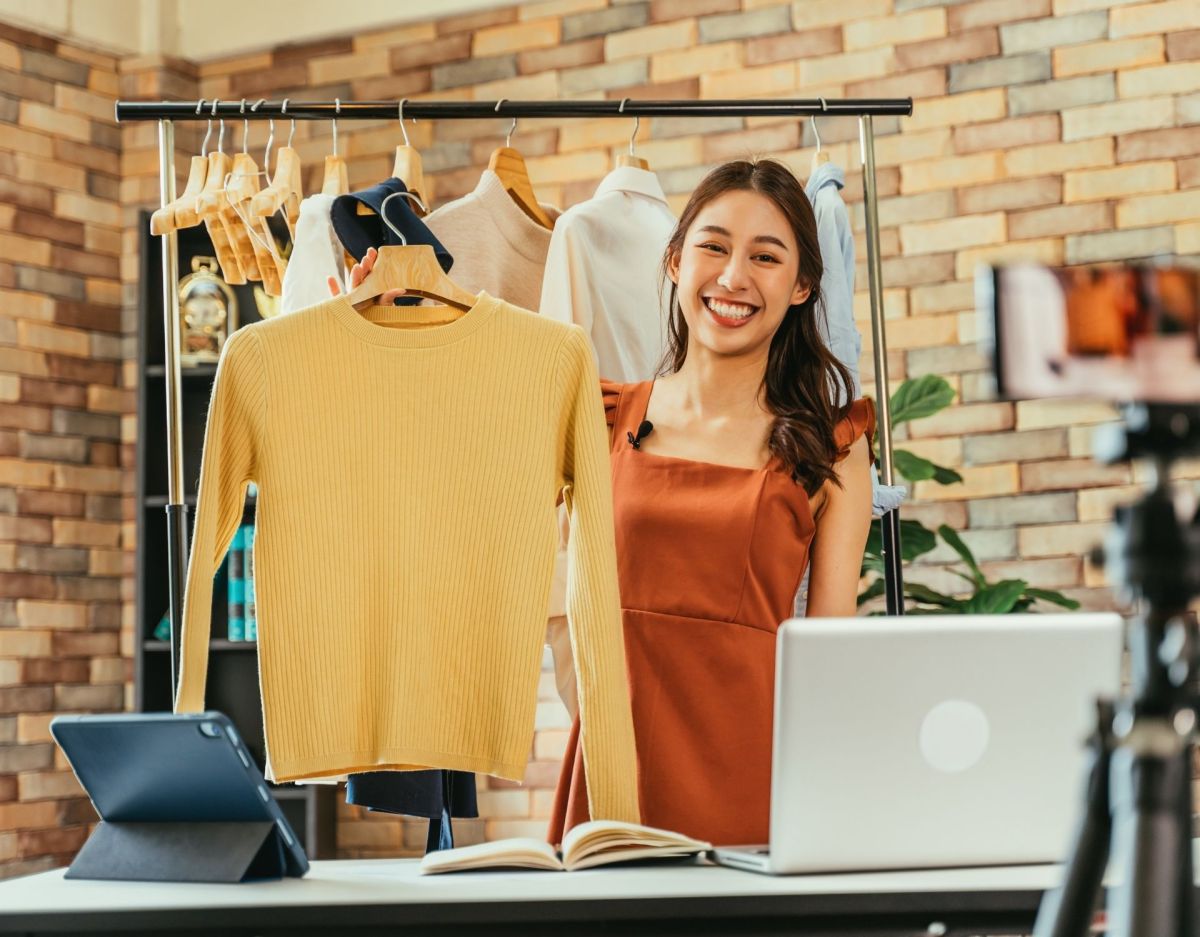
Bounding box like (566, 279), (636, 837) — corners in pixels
(598, 379), (652, 430)
(833, 397), (876, 464)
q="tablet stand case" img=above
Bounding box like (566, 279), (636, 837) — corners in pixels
(66, 821), (288, 883)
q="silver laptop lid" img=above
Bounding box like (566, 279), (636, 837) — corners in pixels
(769, 613), (1123, 873)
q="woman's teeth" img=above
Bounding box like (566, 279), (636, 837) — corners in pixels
(704, 297), (757, 319)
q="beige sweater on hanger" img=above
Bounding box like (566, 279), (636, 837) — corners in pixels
(174, 292), (640, 824)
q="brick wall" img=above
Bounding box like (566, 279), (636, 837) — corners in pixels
(3, 0), (1199, 873)
(0, 21), (129, 879)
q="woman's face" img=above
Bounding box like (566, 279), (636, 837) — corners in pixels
(668, 189), (811, 360)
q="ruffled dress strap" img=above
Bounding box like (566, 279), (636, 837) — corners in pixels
(599, 380), (654, 452)
(834, 397), (877, 464)
(599, 379), (624, 432)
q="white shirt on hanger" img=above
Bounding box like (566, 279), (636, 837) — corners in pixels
(280, 194), (344, 315)
(539, 166), (676, 383)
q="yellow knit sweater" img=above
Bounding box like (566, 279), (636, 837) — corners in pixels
(175, 292), (640, 823)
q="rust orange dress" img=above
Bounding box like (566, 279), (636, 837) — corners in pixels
(548, 380), (875, 847)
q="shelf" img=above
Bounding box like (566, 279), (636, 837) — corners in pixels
(146, 363), (218, 380)
(144, 639), (257, 652)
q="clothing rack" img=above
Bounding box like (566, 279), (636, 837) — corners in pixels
(115, 96), (913, 695)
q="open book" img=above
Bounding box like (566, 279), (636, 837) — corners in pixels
(420, 820), (711, 874)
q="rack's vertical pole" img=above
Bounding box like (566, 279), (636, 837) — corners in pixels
(157, 119), (189, 695)
(859, 115), (904, 615)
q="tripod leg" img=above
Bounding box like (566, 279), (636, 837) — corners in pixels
(1033, 702), (1114, 937)
(1106, 725), (1187, 937)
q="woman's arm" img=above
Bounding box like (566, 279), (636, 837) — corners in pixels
(805, 434), (873, 617)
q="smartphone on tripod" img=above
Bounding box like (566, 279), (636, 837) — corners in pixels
(980, 262), (1200, 937)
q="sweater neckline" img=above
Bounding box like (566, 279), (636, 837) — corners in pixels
(328, 290), (500, 348)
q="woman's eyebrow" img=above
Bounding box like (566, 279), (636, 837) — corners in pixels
(697, 225), (789, 251)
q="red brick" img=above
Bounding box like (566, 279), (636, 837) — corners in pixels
(0, 22), (56, 51)
(953, 113), (1060, 153)
(12, 211), (85, 249)
(847, 67), (947, 99)
(0, 687), (54, 715)
(1179, 157), (1200, 189)
(272, 36), (353, 68)
(227, 63), (306, 97)
(53, 301), (121, 334)
(0, 775), (15, 802)
(0, 178), (53, 214)
(437, 6), (517, 34)
(45, 355), (117, 385)
(947, 0), (1050, 31)
(0, 572), (55, 600)
(54, 632), (118, 657)
(1166, 29), (1200, 61)
(745, 27), (841, 66)
(650, 0), (738, 21)
(50, 246), (120, 280)
(391, 34), (472, 70)
(1020, 458), (1131, 492)
(16, 827), (88, 857)
(56, 797), (97, 826)
(517, 38), (603, 74)
(604, 76), (699, 101)
(16, 489), (85, 518)
(0, 404), (50, 433)
(22, 660), (91, 685)
(89, 441), (119, 468)
(18, 377), (86, 409)
(349, 70), (432, 101)
(1118, 128), (1200, 162)
(53, 138), (120, 175)
(896, 28), (999, 70)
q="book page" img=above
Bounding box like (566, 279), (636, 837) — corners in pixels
(562, 820), (711, 870)
(420, 838), (563, 875)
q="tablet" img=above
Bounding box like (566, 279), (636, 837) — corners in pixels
(51, 711), (308, 877)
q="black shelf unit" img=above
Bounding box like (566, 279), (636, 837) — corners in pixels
(134, 213), (336, 858)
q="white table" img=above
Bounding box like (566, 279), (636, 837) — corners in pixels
(0, 857), (1064, 935)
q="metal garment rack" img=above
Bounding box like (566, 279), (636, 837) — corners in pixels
(115, 97), (913, 694)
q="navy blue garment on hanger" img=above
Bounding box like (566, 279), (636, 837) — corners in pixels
(330, 177), (453, 307)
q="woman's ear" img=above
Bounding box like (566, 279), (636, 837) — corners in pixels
(666, 249), (680, 285)
(791, 279), (812, 307)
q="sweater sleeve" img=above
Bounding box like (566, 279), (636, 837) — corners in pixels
(555, 326), (641, 823)
(174, 328), (266, 713)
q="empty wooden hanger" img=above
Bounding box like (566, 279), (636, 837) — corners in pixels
(227, 102), (285, 296)
(811, 100), (831, 174)
(344, 191), (475, 316)
(150, 100), (210, 235)
(250, 98), (302, 237)
(220, 102), (266, 284)
(616, 99), (649, 171)
(487, 101), (553, 230)
(322, 98), (349, 197)
(194, 101), (246, 284)
(390, 99), (430, 215)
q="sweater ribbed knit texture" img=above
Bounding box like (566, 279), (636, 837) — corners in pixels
(175, 292), (640, 823)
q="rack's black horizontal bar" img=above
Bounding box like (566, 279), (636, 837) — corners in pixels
(116, 97), (913, 122)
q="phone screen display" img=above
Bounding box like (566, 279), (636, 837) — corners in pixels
(984, 265), (1200, 403)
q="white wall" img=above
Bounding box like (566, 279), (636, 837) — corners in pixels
(0, 0), (509, 58)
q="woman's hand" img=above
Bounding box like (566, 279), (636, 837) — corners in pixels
(327, 247), (407, 304)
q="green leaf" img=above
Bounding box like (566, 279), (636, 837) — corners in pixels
(965, 579), (1029, 614)
(892, 449), (936, 482)
(904, 581), (965, 609)
(889, 375), (956, 426)
(937, 524), (986, 588)
(857, 577), (886, 606)
(898, 520), (937, 561)
(931, 465), (964, 485)
(1023, 587), (1082, 610)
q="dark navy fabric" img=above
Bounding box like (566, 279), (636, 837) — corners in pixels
(346, 769), (477, 853)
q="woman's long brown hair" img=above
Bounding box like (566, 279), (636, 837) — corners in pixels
(660, 159), (855, 495)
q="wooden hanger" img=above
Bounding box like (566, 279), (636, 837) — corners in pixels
(322, 98), (349, 196)
(390, 99), (430, 215)
(488, 105), (553, 230)
(151, 102), (213, 235)
(616, 102), (649, 171)
(194, 111), (246, 284)
(344, 192), (475, 314)
(250, 102), (302, 238)
(224, 151), (266, 284)
(810, 102), (831, 175)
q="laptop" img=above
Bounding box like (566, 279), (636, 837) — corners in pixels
(713, 613), (1123, 875)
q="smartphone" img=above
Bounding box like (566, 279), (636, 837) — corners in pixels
(979, 264), (1200, 403)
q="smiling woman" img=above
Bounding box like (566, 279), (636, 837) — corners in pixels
(549, 159), (876, 848)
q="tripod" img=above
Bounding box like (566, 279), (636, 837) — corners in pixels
(1035, 405), (1200, 937)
